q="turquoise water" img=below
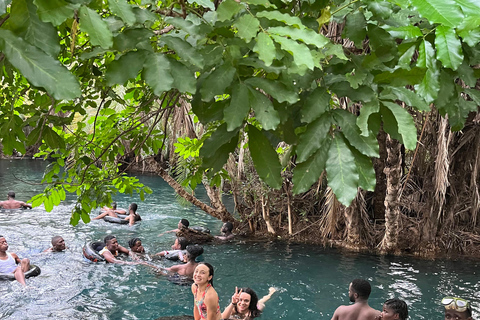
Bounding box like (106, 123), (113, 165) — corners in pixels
(0, 159), (479, 319)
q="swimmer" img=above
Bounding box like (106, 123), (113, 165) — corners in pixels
(222, 286), (277, 319)
(126, 203), (141, 226)
(331, 279), (380, 320)
(215, 222), (234, 241)
(98, 235), (140, 264)
(101, 202), (127, 215)
(128, 238), (145, 254)
(152, 237), (189, 261)
(191, 262), (222, 320)
(0, 235), (31, 286)
(158, 219), (189, 237)
(163, 244), (204, 278)
(377, 298), (408, 320)
(0, 191), (32, 209)
(442, 296), (472, 320)
(43, 236), (67, 252)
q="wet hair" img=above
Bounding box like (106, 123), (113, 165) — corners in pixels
(197, 262), (215, 286)
(128, 237), (141, 248)
(177, 237), (189, 250)
(224, 222), (233, 232)
(111, 202), (117, 209)
(186, 245), (204, 261)
(130, 203), (137, 212)
(384, 298), (408, 320)
(180, 219), (189, 228)
(104, 235), (116, 244)
(351, 279), (371, 299)
(0, 235), (3, 238)
(51, 236), (63, 246)
(7, 191), (15, 198)
(238, 287), (262, 318)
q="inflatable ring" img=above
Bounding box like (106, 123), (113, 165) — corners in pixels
(167, 274), (194, 286)
(104, 215), (129, 224)
(0, 264), (41, 281)
(164, 250), (187, 261)
(191, 226), (210, 233)
(83, 241), (106, 262)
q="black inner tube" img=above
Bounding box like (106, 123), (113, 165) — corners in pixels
(0, 264), (41, 281)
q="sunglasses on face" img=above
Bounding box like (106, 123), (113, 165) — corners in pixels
(442, 297), (471, 313)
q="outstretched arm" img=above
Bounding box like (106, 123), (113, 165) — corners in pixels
(257, 287), (277, 311)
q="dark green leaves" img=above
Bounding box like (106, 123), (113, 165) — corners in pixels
(435, 26), (463, 70)
(199, 64), (236, 101)
(79, 5), (113, 49)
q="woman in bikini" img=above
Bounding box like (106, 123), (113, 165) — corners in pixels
(221, 286), (277, 319)
(191, 262), (222, 320)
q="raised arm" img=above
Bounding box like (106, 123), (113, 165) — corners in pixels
(221, 287), (241, 319)
(257, 287), (277, 311)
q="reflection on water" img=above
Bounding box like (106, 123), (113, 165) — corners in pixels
(0, 159), (479, 319)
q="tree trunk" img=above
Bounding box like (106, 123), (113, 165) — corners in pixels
(380, 135), (402, 252)
(344, 193), (360, 245)
(261, 195), (276, 234)
(373, 128), (387, 220)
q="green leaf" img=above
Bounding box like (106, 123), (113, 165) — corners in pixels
(367, 1), (393, 19)
(381, 101), (417, 150)
(248, 87), (280, 130)
(253, 32), (276, 66)
(187, 0), (214, 10)
(297, 113), (331, 163)
(245, 77), (298, 104)
(333, 109), (379, 158)
(374, 67), (426, 86)
(384, 26), (423, 39)
(435, 26), (463, 70)
(161, 35), (205, 69)
(398, 43), (416, 69)
(300, 87), (331, 124)
(357, 99), (380, 136)
(344, 11), (366, 48)
(414, 67), (440, 103)
(381, 86), (430, 111)
(293, 137), (331, 194)
(434, 70), (456, 110)
(248, 125), (282, 189)
(257, 10), (304, 28)
(326, 133), (358, 206)
(352, 149), (376, 192)
(271, 35), (314, 70)
(33, 0), (78, 26)
(417, 39), (435, 69)
(199, 64), (236, 101)
(217, 0), (244, 22)
(367, 25), (396, 62)
(169, 58), (196, 94)
(201, 124), (239, 172)
(9, 0), (60, 57)
(410, 0), (464, 27)
(224, 83), (250, 131)
(0, 30), (81, 100)
(109, 0), (136, 26)
(79, 5), (113, 49)
(268, 26), (330, 48)
(234, 14), (260, 42)
(106, 51), (147, 86)
(113, 28), (153, 51)
(143, 53), (174, 95)
(246, 0), (275, 8)
(449, 97), (477, 131)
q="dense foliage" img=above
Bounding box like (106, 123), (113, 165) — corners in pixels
(0, 0), (479, 225)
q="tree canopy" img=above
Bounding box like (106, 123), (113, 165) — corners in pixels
(0, 0), (479, 224)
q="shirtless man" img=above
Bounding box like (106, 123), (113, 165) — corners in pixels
(331, 279), (380, 320)
(215, 222), (234, 241)
(0, 235), (31, 286)
(163, 244), (204, 278)
(0, 191), (32, 209)
(43, 236), (67, 253)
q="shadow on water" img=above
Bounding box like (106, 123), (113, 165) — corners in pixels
(1, 159), (480, 319)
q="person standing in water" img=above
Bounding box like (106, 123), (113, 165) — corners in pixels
(191, 262), (222, 320)
(215, 222), (234, 241)
(331, 279), (380, 320)
(0, 191), (32, 209)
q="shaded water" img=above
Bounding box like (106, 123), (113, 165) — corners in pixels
(0, 159), (479, 319)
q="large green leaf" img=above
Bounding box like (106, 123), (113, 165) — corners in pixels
(333, 109), (379, 158)
(234, 14), (260, 42)
(415, 67), (440, 103)
(367, 25), (396, 62)
(381, 101), (417, 150)
(248, 125), (282, 189)
(113, 28), (153, 51)
(357, 99), (380, 136)
(0, 30), (81, 100)
(326, 133), (358, 206)
(34, 0), (78, 26)
(199, 64), (236, 101)
(8, 0), (60, 57)
(344, 11), (366, 48)
(417, 39), (435, 69)
(253, 32), (276, 66)
(109, 0), (136, 26)
(143, 53), (174, 95)
(374, 67), (426, 86)
(248, 87), (280, 131)
(381, 86), (430, 111)
(292, 137), (331, 194)
(384, 25), (423, 39)
(271, 34), (314, 70)
(224, 83), (250, 131)
(444, 92), (478, 131)
(200, 123), (239, 160)
(217, 0), (244, 22)
(106, 51), (147, 86)
(300, 87), (331, 124)
(79, 5), (113, 49)
(410, 0), (464, 27)
(296, 113), (331, 163)
(352, 149), (376, 192)
(169, 59), (196, 94)
(245, 77), (298, 104)
(161, 36), (205, 69)
(434, 70), (456, 110)
(435, 26), (463, 70)
(268, 26), (330, 48)
(257, 10), (304, 28)
(187, 0), (215, 10)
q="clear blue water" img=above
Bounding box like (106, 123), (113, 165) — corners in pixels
(0, 159), (479, 319)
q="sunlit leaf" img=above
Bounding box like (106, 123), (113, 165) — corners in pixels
(79, 5), (113, 49)
(410, 0), (464, 27)
(435, 26), (463, 70)
(381, 101), (417, 150)
(253, 32), (276, 66)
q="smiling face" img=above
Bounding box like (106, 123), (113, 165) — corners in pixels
(380, 305), (399, 320)
(445, 310), (472, 320)
(106, 237), (119, 252)
(237, 292), (252, 314)
(131, 240), (144, 253)
(53, 237), (66, 251)
(193, 264), (212, 285)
